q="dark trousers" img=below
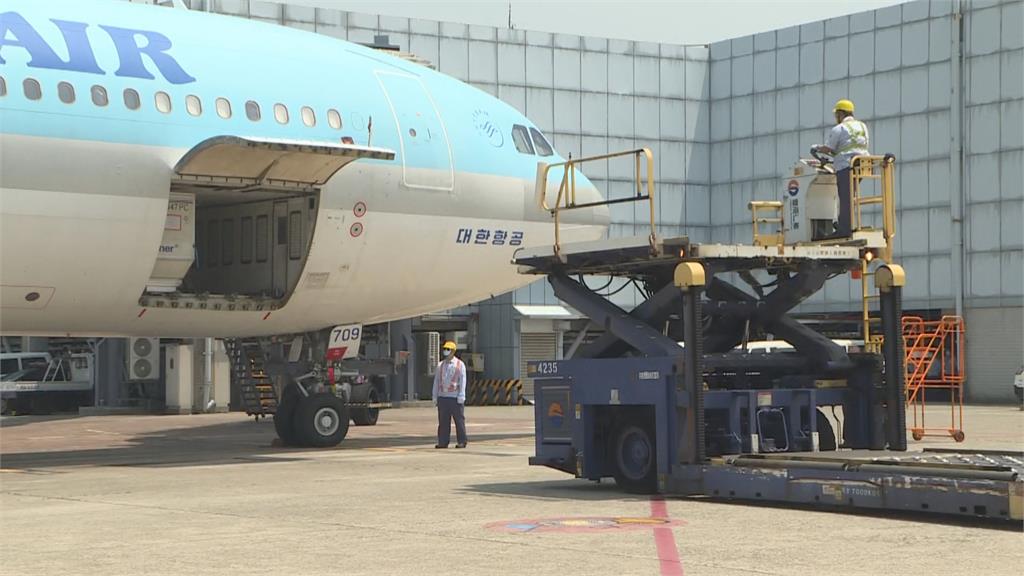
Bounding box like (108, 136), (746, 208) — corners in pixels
(437, 397), (467, 446)
(836, 167), (853, 236)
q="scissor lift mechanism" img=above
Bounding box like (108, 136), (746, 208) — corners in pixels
(522, 150), (1022, 522)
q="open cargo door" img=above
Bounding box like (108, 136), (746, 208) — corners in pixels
(173, 136), (396, 191)
(147, 137), (395, 300)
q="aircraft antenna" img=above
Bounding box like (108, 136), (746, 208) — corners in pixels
(367, 116), (373, 147)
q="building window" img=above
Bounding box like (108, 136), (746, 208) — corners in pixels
(216, 97), (231, 119)
(255, 215), (269, 262)
(530, 128), (554, 157)
(274, 103), (289, 124)
(240, 217), (253, 263)
(301, 106), (315, 127)
(23, 78), (41, 100)
(57, 81), (75, 104)
(245, 100), (261, 121)
(221, 218), (234, 265)
(288, 211), (302, 260)
(327, 108), (342, 129)
(0, 76), (6, 97)
(186, 94), (202, 116)
(206, 220), (219, 268)
(155, 91), (171, 113)
(124, 88), (141, 110)
(511, 125), (534, 155)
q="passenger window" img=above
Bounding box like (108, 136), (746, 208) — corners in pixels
(221, 219), (234, 265)
(288, 211), (302, 260)
(274, 103), (289, 124)
(0, 76), (6, 97)
(511, 125), (534, 155)
(91, 85), (108, 106)
(530, 128), (554, 157)
(23, 78), (41, 100)
(58, 81), (75, 104)
(186, 94), (202, 117)
(206, 220), (219, 268)
(240, 217), (253, 264)
(155, 91), (171, 113)
(255, 215), (269, 262)
(124, 88), (141, 110)
(327, 109), (342, 129)
(245, 100), (260, 121)
(216, 97), (231, 119)
(0, 357), (17, 375)
(301, 106), (315, 127)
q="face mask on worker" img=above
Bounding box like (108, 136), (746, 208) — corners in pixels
(443, 349), (452, 357)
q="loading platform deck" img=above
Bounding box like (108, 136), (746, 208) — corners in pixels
(519, 233), (1022, 523)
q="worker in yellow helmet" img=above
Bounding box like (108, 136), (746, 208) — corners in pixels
(432, 340), (468, 448)
(812, 99), (870, 238)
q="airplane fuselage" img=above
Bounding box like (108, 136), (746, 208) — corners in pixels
(0, 1), (608, 337)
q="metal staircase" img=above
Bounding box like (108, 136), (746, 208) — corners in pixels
(902, 316), (966, 442)
(225, 339), (277, 420)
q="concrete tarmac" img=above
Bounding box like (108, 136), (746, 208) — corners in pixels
(1, 404), (1022, 576)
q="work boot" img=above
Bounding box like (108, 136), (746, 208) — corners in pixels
(455, 443), (467, 449)
(435, 444), (447, 449)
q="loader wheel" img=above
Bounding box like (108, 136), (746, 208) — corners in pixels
(351, 386), (380, 426)
(816, 409), (837, 451)
(273, 382), (302, 446)
(611, 423), (657, 494)
(295, 392), (350, 447)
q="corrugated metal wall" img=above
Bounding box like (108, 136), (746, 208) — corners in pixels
(965, 307), (1024, 401)
(703, 0), (1023, 313)
(963, 0), (1023, 307)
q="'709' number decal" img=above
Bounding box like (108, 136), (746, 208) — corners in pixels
(327, 324), (362, 361)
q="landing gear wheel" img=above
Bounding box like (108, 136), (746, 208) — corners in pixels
(952, 430), (965, 442)
(295, 392), (350, 447)
(273, 382), (303, 446)
(351, 386), (380, 426)
(611, 423), (657, 494)
(911, 429), (924, 441)
(816, 409), (837, 451)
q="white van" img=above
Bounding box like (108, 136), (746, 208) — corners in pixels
(0, 352), (58, 382)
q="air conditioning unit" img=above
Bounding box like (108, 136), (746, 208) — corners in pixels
(127, 337), (160, 381)
(416, 332), (440, 376)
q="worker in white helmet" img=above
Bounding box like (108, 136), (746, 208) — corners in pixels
(433, 340), (468, 448)
(812, 99), (869, 237)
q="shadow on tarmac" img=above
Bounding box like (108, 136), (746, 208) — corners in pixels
(0, 417), (533, 471)
(463, 480), (1023, 530)
(460, 478), (651, 502)
(0, 414), (83, 428)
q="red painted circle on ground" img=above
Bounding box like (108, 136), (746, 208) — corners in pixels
(353, 201), (367, 217)
(350, 222), (363, 237)
(486, 516), (684, 533)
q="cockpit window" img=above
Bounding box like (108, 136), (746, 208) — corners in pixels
(511, 125), (535, 155)
(530, 128), (554, 157)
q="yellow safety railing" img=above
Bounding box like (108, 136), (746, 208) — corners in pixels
(537, 148), (655, 258)
(847, 154), (897, 351)
(748, 201), (784, 247)
(849, 154), (897, 263)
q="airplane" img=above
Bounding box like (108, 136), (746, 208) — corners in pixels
(0, 0), (609, 445)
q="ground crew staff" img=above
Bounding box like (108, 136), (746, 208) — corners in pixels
(812, 99), (869, 237)
(433, 340), (468, 448)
